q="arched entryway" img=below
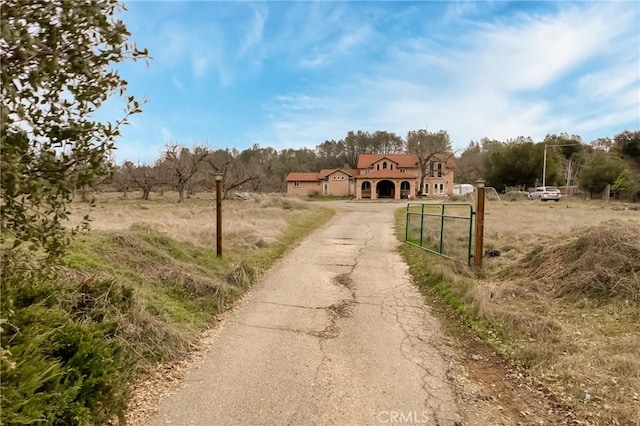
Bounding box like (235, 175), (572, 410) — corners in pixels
(376, 180), (395, 198)
(400, 180), (411, 199)
(361, 181), (372, 199)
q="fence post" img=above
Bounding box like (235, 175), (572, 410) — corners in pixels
(439, 204), (445, 254)
(474, 180), (486, 267)
(405, 204), (410, 242)
(419, 204), (425, 247)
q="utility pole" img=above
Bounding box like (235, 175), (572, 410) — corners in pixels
(542, 145), (547, 187)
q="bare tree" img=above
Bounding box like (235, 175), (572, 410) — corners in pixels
(162, 144), (210, 202)
(112, 161), (134, 198)
(406, 129), (452, 194)
(205, 148), (261, 197)
(129, 162), (161, 200)
(563, 157), (581, 196)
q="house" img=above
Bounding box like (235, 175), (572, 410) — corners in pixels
(286, 153), (455, 199)
(286, 169), (357, 197)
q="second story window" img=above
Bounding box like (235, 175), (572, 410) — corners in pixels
(437, 163), (443, 178)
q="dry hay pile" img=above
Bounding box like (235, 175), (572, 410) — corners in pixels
(520, 219), (640, 302)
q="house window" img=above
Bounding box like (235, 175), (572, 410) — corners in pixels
(390, 164), (394, 170)
(383, 161), (388, 169)
(429, 162), (435, 177)
(400, 168), (405, 173)
(362, 181), (371, 190)
(294, 181), (300, 187)
(423, 183), (429, 194)
(376, 164), (380, 170)
(437, 163), (443, 178)
(400, 181), (410, 191)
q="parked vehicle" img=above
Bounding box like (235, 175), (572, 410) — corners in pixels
(529, 186), (561, 201)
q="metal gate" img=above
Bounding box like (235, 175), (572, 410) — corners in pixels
(404, 203), (475, 265)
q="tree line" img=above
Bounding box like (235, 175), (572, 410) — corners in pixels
(106, 129), (639, 202)
(106, 129), (452, 201)
(455, 131), (640, 199)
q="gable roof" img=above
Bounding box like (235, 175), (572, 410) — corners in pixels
(285, 172), (320, 182)
(357, 154), (419, 169)
(434, 153), (456, 168)
(318, 168), (357, 180)
(355, 170), (419, 179)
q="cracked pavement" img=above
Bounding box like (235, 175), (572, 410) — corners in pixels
(147, 202), (505, 425)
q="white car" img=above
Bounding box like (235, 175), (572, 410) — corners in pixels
(529, 186), (561, 202)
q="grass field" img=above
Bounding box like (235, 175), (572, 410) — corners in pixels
(65, 191), (334, 364)
(398, 198), (640, 426)
(1, 191), (333, 424)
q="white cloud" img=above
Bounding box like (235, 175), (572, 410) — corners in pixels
(261, 1), (639, 149)
(115, 1), (638, 160)
(238, 3), (267, 59)
(192, 56), (209, 78)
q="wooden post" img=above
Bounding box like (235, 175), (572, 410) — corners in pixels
(474, 179), (486, 267)
(215, 174), (223, 257)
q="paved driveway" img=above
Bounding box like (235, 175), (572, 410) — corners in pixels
(148, 201), (502, 425)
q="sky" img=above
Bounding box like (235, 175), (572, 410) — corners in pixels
(106, 1), (640, 163)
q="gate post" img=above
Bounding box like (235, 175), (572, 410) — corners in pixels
(474, 180), (486, 267)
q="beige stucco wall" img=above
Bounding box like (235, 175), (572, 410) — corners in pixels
(326, 171), (351, 196)
(424, 171), (455, 196)
(355, 178), (419, 200)
(371, 159), (398, 171)
(287, 181), (321, 196)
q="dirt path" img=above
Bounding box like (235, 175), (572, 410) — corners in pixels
(141, 202), (572, 425)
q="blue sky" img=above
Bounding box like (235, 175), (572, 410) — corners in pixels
(107, 1), (640, 163)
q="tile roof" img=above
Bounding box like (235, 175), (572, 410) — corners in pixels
(432, 153), (456, 168)
(355, 170), (419, 179)
(356, 154), (419, 169)
(285, 172), (320, 182)
(318, 168), (357, 179)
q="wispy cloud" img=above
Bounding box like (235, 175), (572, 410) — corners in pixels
(238, 3), (267, 60)
(112, 1), (639, 162)
(261, 1), (639, 149)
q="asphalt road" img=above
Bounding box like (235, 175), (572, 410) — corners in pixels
(147, 201), (504, 426)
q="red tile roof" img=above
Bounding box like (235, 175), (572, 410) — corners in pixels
(318, 168), (357, 179)
(432, 153), (456, 168)
(285, 172), (320, 182)
(357, 154), (419, 169)
(355, 170), (419, 179)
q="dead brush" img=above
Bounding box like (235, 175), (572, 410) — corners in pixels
(254, 194), (309, 210)
(520, 219), (640, 302)
(155, 267), (223, 298)
(225, 262), (255, 288)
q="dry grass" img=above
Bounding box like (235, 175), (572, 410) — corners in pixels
(401, 198), (640, 425)
(63, 190), (333, 368)
(70, 191), (302, 251)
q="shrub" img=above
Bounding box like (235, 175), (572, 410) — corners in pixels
(1, 267), (133, 425)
